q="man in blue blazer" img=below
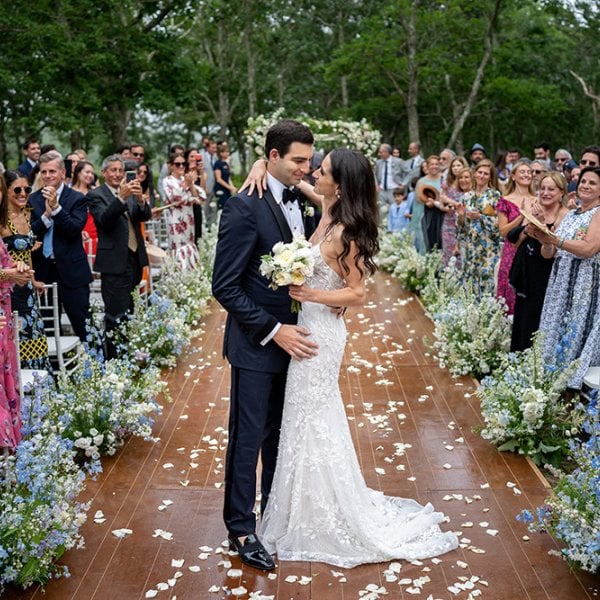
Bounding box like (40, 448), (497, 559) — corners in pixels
(88, 155), (151, 359)
(17, 137), (41, 182)
(212, 120), (319, 570)
(29, 152), (93, 341)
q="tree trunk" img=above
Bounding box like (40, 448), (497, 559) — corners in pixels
(406, 0), (420, 142)
(244, 1), (257, 118)
(337, 9), (348, 109)
(570, 70), (600, 138)
(447, 0), (502, 149)
(109, 105), (131, 150)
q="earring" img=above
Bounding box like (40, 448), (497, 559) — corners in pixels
(335, 189), (341, 200)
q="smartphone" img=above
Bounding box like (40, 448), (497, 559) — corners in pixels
(125, 171), (137, 182)
(64, 159), (73, 179)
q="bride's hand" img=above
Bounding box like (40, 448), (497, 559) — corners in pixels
(239, 159), (268, 198)
(289, 284), (315, 303)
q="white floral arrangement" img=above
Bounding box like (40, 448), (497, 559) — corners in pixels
(260, 235), (315, 312)
(430, 290), (510, 379)
(245, 108), (381, 159)
(479, 330), (585, 466)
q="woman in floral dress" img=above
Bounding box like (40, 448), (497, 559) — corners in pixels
(495, 160), (537, 314)
(163, 154), (203, 270)
(1, 171), (51, 371)
(456, 159), (502, 298)
(531, 166), (600, 389)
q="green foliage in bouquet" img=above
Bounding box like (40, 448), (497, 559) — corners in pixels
(479, 331), (585, 466)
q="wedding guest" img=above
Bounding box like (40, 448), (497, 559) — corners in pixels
(440, 158), (470, 266)
(530, 160), (548, 193)
(213, 146), (237, 210)
(185, 148), (207, 242)
(0, 171), (51, 371)
(387, 186), (412, 233)
(375, 143), (405, 218)
(72, 161), (99, 257)
(554, 149), (572, 171)
(416, 155), (443, 251)
(529, 166), (600, 389)
(495, 160), (537, 314)
(163, 153), (202, 269)
(408, 170), (427, 254)
(456, 159), (502, 297)
(158, 144), (185, 202)
(508, 172), (568, 351)
(17, 137), (41, 183)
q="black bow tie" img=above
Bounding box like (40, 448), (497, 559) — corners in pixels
(282, 187), (300, 204)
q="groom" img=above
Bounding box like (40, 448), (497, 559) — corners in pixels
(212, 119), (319, 570)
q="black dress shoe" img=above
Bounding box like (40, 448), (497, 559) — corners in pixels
(228, 533), (276, 571)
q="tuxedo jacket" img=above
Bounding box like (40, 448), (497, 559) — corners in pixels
(87, 183), (151, 274)
(29, 186), (93, 288)
(212, 187), (315, 373)
(375, 156), (405, 189)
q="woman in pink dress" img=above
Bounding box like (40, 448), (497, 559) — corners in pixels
(0, 175), (32, 448)
(495, 160), (536, 314)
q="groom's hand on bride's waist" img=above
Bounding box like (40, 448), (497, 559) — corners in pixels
(273, 325), (319, 361)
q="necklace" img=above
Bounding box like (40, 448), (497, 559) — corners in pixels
(577, 200), (600, 214)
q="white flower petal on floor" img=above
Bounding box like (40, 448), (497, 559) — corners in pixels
(111, 528), (133, 538)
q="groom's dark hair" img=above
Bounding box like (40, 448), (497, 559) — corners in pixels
(265, 119), (313, 158)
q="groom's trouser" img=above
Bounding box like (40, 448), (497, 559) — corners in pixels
(224, 366), (286, 536)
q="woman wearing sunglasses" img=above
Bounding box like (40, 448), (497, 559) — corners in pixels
(0, 171), (51, 372)
(162, 152), (202, 270)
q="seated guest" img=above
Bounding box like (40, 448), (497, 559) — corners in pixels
(1, 171), (51, 371)
(29, 152), (93, 342)
(531, 166), (600, 388)
(87, 155), (151, 359)
(508, 172), (568, 351)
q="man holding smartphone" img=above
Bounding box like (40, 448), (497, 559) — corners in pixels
(88, 155), (151, 358)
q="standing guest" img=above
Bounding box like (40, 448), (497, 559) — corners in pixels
(65, 152), (82, 186)
(440, 158), (470, 266)
(29, 153), (93, 342)
(579, 145), (600, 169)
(438, 148), (456, 184)
(495, 160), (537, 314)
(185, 148), (207, 242)
(456, 159), (502, 297)
(158, 143), (184, 202)
(392, 147), (401, 158)
(213, 145), (237, 210)
(130, 143), (156, 207)
(402, 141), (424, 186)
(72, 161), (99, 258)
(408, 169), (428, 254)
(554, 149), (572, 171)
(201, 139), (218, 226)
(506, 148), (521, 175)
(530, 160), (548, 193)
(163, 154), (202, 269)
(87, 155), (151, 359)
(375, 143), (405, 219)
(117, 145), (132, 160)
(387, 186), (412, 233)
(468, 143), (486, 167)
(136, 162), (156, 206)
(529, 166), (600, 389)
(494, 151), (510, 185)
(17, 137), (41, 182)
(508, 172), (568, 351)
(533, 142), (556, 170)
(1, 171), (51, 371)
(416, 155), (443, 251)
(0, 181), (28, 447)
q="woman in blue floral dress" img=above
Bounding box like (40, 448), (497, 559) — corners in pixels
(456, 159), (502, 298)
(532, 166), (600, 389)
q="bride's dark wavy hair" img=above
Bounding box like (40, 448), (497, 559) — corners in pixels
(327, 149), (379, 277)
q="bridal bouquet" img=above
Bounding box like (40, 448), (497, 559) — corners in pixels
(260, 235), (314, 312)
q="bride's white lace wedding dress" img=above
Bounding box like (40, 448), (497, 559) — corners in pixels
(258, 243), (459, 568)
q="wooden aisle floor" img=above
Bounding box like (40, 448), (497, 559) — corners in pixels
(6, 272), (599, 600)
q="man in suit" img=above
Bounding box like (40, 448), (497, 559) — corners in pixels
(17, 137), (41, 182)
(402, 140), (425, 186)
(212, 119), (319, 571)
(201, 138), (218, 226)
(29, 152), (93, 341)
(88, 155), (151, 359)
(375, 143), (405, 219)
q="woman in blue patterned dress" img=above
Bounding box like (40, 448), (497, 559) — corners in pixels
(530, 166), (600, 389)
(456, 159), (502, 298)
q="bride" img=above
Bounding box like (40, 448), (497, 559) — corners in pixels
(255, 149), (459, 568)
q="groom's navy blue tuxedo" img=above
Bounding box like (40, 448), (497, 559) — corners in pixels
(212, 186), (315, 537)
